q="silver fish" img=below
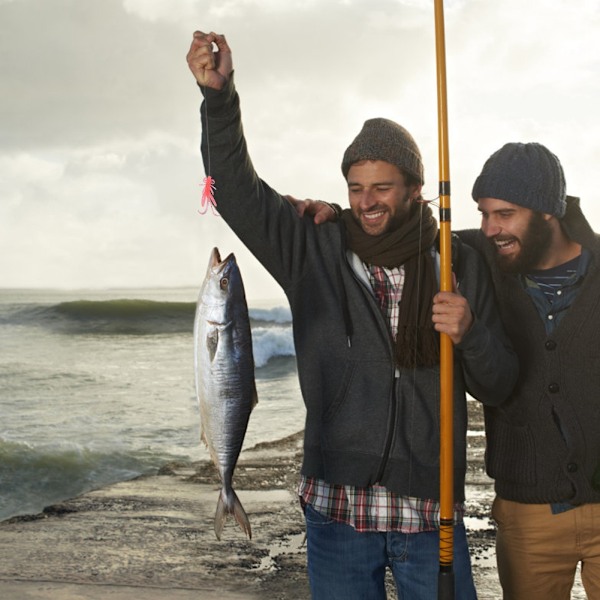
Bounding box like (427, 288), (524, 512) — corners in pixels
(194, 247), (257, 540)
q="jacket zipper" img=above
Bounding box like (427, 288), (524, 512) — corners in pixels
(340, 244), (398, 482)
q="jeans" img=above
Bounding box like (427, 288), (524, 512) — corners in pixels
(304, 503), (478, 600)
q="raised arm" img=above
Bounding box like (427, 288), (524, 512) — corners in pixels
(184, 30), (335, 294)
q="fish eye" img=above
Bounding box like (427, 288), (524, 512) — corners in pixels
(220, 277), (229, 290)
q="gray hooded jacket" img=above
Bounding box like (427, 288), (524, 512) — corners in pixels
(199, 77), (518, 502)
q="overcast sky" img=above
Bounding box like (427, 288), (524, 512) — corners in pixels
(1, 0), (599, 301)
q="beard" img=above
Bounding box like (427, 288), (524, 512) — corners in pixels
(491, 212), (553, 274)
(352, 191), (413, 236)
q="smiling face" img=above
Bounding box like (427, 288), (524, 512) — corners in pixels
(478, 197), (554, 273)
(347, 160), (421, 236)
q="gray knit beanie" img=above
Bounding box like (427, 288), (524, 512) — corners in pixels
(341, 118), (424, 184)
(471, 142), (566, 218)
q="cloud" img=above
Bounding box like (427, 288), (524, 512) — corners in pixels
(1, 0), (599, 298)
(0, 0), (193, 149)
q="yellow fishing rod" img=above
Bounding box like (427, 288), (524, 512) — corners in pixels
(434, 1), (455, 598)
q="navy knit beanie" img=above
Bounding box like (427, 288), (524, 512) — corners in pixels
(341, 118), (424, 185)
(471, 142), (566, 218)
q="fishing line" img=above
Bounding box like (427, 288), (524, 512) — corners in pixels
(416, 196), (441, 208)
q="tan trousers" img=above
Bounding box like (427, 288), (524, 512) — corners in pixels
(492, 497), (600, 600)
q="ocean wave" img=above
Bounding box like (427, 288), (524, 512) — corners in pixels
(3, 299), (293, 337)
(0, 438), (161, 522)
(252, 326), (295, 368)
(249, 305), (292, 325)
(2, 299), (195, 335)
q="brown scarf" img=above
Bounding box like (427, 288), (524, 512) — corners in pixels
(341, 203), (440, 368)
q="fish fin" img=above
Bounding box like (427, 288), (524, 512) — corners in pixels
(214, 493), (226, 541)
(251, 383), (258, 410)
(206, 329), (218, 362)
(200, 428), (209, 447)
(214, 488), (252, 541)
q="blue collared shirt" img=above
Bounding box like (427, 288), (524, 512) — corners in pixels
(521, 249), (591, 335)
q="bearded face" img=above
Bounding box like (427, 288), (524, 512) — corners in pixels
(347, 160), (420, 236)
(478, 198), (553, 273)
(492, 211), (553, 273)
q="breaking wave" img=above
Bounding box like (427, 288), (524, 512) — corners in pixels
(2, 299), (296, 366)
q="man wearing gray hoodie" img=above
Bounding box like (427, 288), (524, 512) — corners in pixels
(186, 30), (517, 600)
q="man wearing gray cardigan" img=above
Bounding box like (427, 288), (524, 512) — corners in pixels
(462, 143), (600, 600)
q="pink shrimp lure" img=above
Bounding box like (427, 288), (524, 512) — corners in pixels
(199, 175), (219, 216)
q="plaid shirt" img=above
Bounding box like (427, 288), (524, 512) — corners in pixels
(298, 263), (464, 532)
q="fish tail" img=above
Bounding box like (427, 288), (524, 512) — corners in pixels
(214, 487), (252, 540)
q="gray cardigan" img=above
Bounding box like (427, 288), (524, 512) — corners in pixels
(459, 197), (600, 505)
(199, 77), (518, 502)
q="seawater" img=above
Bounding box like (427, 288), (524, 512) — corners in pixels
(0, 288), (303, 522)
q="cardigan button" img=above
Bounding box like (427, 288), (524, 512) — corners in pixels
(567, 463), (578, 473)
(548, 383), (559, 393)
(545, 340), (557, 351)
